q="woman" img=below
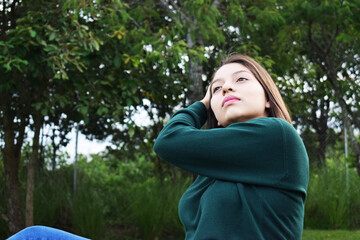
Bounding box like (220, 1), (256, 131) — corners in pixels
(8, 54), (308, 240)
(153, 54), (309, 240)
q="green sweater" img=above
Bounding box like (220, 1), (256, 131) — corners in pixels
(153, 102), (309, 240)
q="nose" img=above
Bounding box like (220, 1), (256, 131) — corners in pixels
(222, 83), (233, 95)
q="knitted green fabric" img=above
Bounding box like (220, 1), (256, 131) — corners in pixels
(154, 101), (309, 240)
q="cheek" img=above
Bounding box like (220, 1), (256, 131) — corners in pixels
(210, 97), (221, 116)
(248, 86), (267, 103)
(210, 95), (221, 110)
(210, 97), (218, 114)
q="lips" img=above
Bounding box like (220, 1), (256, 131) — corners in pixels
(222, 95), (240, 107)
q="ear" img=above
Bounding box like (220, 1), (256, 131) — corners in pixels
(265, 101), (270, 109)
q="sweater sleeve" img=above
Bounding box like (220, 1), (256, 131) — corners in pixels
(153, 101), (309, 193)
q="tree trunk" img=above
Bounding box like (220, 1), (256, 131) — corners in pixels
(307, 21), (360, 172)
(51, 129), (58, 171)
(185, 0), (222, 103)
(1, 96), (25, 234)
(186, 27), (204, 104)
(316, 130), (327, 167)
(38, 125), (45, 170)
(327, 68), (360, 175)
(25, 112), (42, 227)
(3, 149), (24, 234)
(158, 0), (207, 104)
(344, 116), (360, 175)
(315, 98), (329, 167)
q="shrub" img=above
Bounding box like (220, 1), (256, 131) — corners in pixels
(304, 165), (360, 229)
(127, 176), (190, 239)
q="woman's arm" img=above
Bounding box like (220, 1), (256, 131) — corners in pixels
(153, 102), (308, 192)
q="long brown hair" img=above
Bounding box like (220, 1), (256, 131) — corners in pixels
(208, 54), (292, 128)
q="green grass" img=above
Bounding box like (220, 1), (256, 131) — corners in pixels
(302, 229), (360, 240)
(304, 167), (360, 229)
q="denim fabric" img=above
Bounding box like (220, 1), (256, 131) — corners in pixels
(7, 226), (90, 240)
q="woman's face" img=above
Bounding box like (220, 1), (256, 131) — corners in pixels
(210, 63), (270, 127)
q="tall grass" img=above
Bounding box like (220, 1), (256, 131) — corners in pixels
(127, 176), (190, 239)
(34, 169), (73, 228)
(31, 165), (107, 239)
(62, 155), (189, 239)
(8, 153), (360, 239)
(304, 165), (360, 229)
(71, 189), (106, 239)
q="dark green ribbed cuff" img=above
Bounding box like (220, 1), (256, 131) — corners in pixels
(187, 101), (208, 128)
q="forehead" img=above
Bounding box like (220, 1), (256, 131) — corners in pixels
(212, 63), (251, 81)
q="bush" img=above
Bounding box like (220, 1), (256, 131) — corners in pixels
(68, 153), (189, 239)
(71, 188), (106, 239)
(127, 176), (189, 239)
(304, 165), (360, 229)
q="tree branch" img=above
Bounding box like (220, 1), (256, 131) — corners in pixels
(307, 21), (325, 60)
(0, 210), (9, 224)
(321, 23), (340, 61)
(15, 114), (26, 159)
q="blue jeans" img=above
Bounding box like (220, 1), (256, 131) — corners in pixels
(7, 226), (90, 240)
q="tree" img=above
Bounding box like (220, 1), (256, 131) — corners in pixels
(0, 0), (194, 233)
(238, 0), (360, 170)
(0, 0), (107, 231)
(279, 0), (360, 171)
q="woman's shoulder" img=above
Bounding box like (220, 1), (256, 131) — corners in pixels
(248, 116), (291, 125)
(227, 117), (302, 143)
(228, 117), (294, 131)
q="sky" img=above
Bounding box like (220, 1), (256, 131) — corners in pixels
(64, 103), (153, 163)
(64, 129), (110, 163)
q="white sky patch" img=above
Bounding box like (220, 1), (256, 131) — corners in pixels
(65, 130), (110, 163)
(227, 26), (240, 35)
(204, 46), (215, 58)
(143, 44), (153, 52)
(178, 54), (188, 73)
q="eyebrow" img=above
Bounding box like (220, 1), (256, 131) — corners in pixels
(211, 70), (250, 85)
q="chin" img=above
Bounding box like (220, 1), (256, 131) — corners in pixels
(221, 119), (239, 127)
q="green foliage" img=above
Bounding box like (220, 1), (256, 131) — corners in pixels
(33, 169), (73, 229)
(4, 144), (360, 239)
(305, 165), (360, 229)
(1, 0), (360, 236)
(0, 151), (192, 239)
(128, 177), (189, 239)
(71, 154), (191, 239)
(71, 188), (106, 239)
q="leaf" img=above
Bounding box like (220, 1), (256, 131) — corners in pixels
(80, 106), (88, 115)
(49, 32), (56, 41)
(129, 127), (135, 138)
(29, 29), (37, 38)
(4, 61), (11, 71)
(114, 55), (121, 68)
(41, 108), (48, 116)
(92, 40), (100, 51)
(33, 103), (42, 110)
(97, 107), (109, 115)
(40, 40), (47, 46)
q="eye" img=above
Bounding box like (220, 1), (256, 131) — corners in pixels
(236, 77), (247, 82)
(213, 86), (222, 93)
